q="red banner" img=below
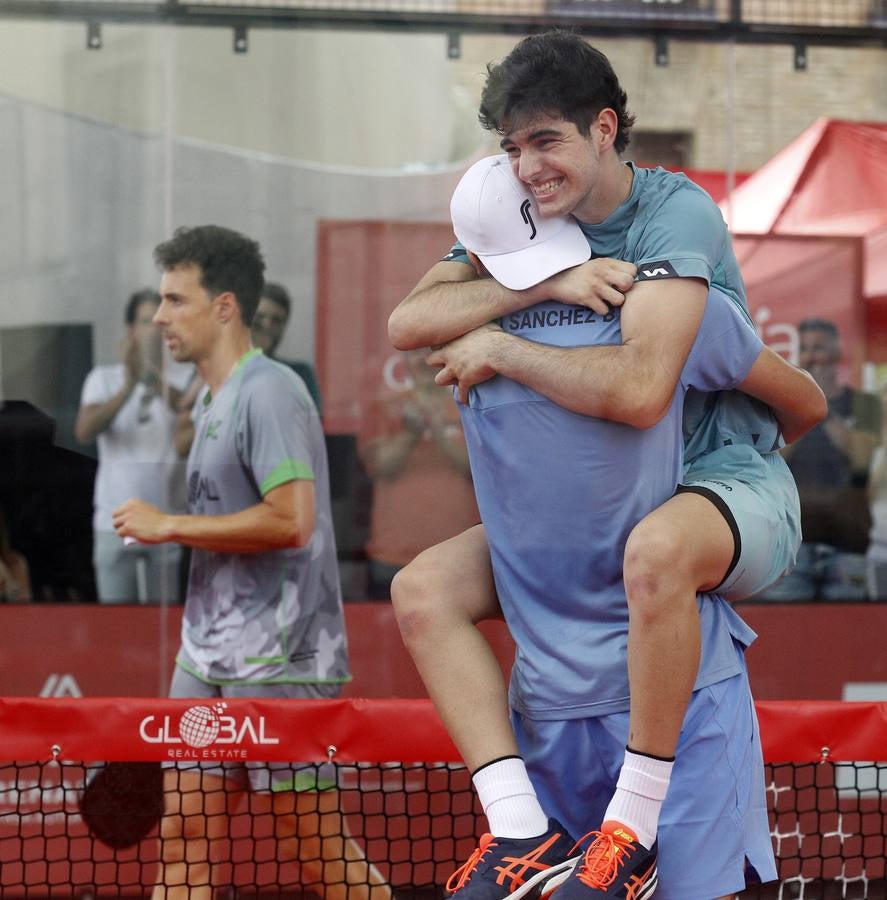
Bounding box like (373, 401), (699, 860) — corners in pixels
(756, 700), (887, 763)
(2, 696), (886, 765)
(0, 697), (457, 764)
(735, 234), (868, 380)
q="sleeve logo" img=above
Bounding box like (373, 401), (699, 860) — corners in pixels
(637, 260), (678, 281)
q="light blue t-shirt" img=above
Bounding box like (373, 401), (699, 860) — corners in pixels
(458, 288), (760, 719)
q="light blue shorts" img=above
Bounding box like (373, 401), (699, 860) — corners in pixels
(681, 445), (801, 601)
(168, 655), (341, 793)
(512, 645), (777, 899)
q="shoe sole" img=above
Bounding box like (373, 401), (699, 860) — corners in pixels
(537, 859), (657, 900)
(508, 855), (583, 900)
(635, 867), (657, 899)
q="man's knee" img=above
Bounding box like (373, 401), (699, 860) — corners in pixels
(391, 534), (498, 644)
(390, 550), (452, 645)
(625, 494), (738, 607)
(390, 554), (431, 614)
(390, 548), (435, 610)
(623, 519), (692, 614)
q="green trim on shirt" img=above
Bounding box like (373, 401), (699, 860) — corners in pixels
(271, 770), (337, 793)
(201, 348), (264, 407)
(260, 458), (314, 496)
(237, 347), (264, 371)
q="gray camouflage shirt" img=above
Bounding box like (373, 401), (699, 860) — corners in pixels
(178, 349), (350, 685)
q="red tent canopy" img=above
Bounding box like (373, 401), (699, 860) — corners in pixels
(720, 119), (887, 372)
(677, 168), (751, 203)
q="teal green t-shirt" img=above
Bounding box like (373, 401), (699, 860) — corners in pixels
(574, 164), (783, 467)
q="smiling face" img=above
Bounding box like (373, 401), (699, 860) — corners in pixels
(500, 112), (607, 222)
(153, 264), (218, 365)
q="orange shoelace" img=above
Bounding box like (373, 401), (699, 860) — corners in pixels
(570, 827), (637, 889)
(446, 834), (498, 892)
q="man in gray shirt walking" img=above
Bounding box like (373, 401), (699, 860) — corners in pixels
(114, 224), (388, 900)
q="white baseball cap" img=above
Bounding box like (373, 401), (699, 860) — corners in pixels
(450, 154), (591, 290)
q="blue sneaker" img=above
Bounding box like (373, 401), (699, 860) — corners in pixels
(554, 821), (657, 899)
(446, 819), (581, 900)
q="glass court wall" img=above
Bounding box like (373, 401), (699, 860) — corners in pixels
(1, 1), (886, 694)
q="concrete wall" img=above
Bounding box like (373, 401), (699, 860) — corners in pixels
(0, 19), (884, 371)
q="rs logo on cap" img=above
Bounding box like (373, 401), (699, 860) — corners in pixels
(520, 199), (537, 240)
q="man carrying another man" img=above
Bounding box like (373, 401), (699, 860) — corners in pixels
(389, 31), (826, 899)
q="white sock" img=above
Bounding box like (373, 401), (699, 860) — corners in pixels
(472, 756), (550, 839)
(602, 748), (674, 850)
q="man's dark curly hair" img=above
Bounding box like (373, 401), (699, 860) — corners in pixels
(153, 225), (265, 327)
(478, 30), (635, 154)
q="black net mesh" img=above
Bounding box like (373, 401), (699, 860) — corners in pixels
(2, 758), (886, 899)
(0, 760), (479, 900)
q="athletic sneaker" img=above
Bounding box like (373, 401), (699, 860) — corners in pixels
(445, 818), (581, 900)
(555, 821), (658, 899)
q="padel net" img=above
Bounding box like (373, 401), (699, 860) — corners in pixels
(1, 698), (885, 899)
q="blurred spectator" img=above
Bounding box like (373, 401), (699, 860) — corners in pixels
(0, 505), (31, 603)
(251, 281), (323, 415)
(74, 289), (190, 604)
(865, 383), (887, 599)
(762, 318), (881, 601)
(172, 370), (204, 460)
(358, 349), (479, 599)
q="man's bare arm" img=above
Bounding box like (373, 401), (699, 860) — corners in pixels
(75, 391), (134, 444)
(76, 336), (148, 444)
(738, 347), (828, 444)
(389, 261), (501, 351)
(388, 257), (636, 351)
(112, 480), (315, 553)
(429, 277), (707, 428)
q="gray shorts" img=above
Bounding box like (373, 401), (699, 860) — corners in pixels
(167, 658), (341, 793)
(681, 445), (801, 601)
